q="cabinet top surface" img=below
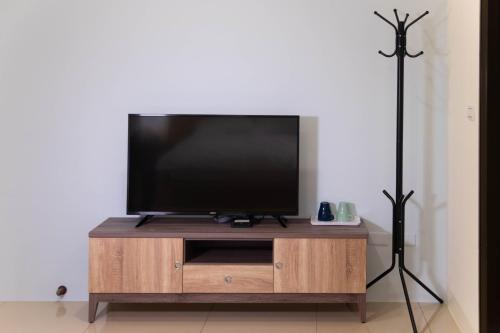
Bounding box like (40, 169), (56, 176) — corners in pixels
(89, 218), (368, 239)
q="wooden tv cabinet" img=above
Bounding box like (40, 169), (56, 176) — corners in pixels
(88, 218), (368, 323)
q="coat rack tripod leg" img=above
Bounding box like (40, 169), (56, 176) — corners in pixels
(366, 255), (395, 288)
(400, 267), (418, 333)
(367, 9), (443, 333)
(402, 267), (444, 303)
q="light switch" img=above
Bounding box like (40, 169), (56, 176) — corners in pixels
(466, 106), (475, 122)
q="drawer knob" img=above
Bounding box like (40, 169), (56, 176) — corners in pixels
(174, 261), (182, 270)
(275, 262), (283, 269)
(224, 275), (232, 284)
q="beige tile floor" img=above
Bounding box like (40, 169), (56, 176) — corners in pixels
(0, 301), (461, 333)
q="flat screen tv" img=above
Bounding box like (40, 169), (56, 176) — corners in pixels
(127, 114), (299, 217)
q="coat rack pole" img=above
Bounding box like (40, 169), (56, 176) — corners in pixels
(367, 9), (443, 333)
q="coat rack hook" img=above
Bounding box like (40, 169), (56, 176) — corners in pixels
(393, 9), (400, 23)
(379, 49), (397, 58)
(383, 190), (396, 207)
(403, 13), (409, 24)
(374, 11), (397, 31)
(406, 50), (424, 58)
(402, 190), (415, 207)
(405, 11), (429, 32)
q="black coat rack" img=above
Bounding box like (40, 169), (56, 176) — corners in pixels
(367, 9), (443, 333)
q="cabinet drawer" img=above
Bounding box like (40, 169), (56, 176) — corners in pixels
(183, 264), (274, 293)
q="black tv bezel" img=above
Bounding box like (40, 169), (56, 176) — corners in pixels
(126, 114), (300, 217)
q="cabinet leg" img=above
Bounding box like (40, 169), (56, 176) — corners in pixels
(358, 294), (367, 323)
(88, 294), (99, 323)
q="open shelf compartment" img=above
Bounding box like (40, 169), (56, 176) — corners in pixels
(184, 239), (273, 264)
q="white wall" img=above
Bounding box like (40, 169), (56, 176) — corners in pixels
(447, 0), (480, 332)
(0, 0), (448, 302)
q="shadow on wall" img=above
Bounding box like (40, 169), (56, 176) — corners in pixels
(298, 116), (318, 218)
(408, 7), (448, 299)
(364, 218), (393, 284)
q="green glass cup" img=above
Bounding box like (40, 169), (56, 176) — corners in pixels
(336, 202), (355, 222)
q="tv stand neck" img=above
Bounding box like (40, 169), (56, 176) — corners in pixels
(135, 215), (155, 228)
(272, 215), (288, 228)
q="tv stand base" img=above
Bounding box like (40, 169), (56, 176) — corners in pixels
(135, 215), (154, 228)
(89, 292), (366, 323)
(273, 215), (288, 228)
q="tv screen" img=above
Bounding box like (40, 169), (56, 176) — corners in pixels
(127, 114), (299, 216)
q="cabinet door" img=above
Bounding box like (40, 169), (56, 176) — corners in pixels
(89, 238), (183, 293)
(274, 238), (366, 293)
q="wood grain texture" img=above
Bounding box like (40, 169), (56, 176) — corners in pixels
(183, 264), (274, 293)
(274, 238), (366, 293)
(89, 217), (369, 239)
(89, 238), (183, 293)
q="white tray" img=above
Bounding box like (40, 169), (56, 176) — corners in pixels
(310, 215), (362, 226)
